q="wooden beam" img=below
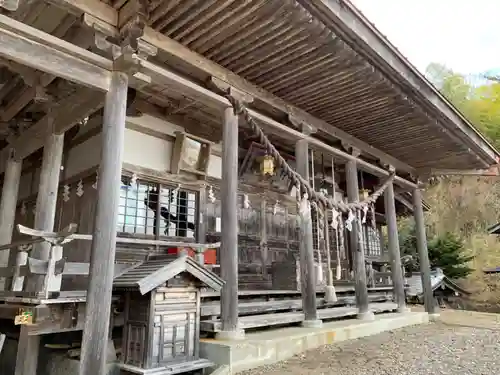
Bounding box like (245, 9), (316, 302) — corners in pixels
(0, 90), (104, 173)
(0, 14), (111, 91)
(47, 0), (416, 174)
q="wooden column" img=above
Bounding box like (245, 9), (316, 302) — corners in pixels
(260, 199), (268, 276)
(80, 71), (128, 375)
(295, 136), (321, 327)
(345, 157), (373, 320)
(413, 186), (436, 315)
(26, 132), (64, 291)
(384, 180), (408, 313)
(17, 130), (64, 375)
(0, 149), (21, 291)
(14, 327), (40, 375)
(217, 106), (243, 340)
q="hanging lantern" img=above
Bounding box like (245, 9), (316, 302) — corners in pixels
(260, 155), (275, 176)
(359, 189), (369, 201)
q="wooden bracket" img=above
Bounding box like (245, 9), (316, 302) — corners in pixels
(381, 163), (396, 173)
(288, 115), (316, 136)
(341, 142), (361, 157)
(208, 77), (254, 104)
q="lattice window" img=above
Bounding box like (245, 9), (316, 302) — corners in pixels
(118, 178), (198, 240)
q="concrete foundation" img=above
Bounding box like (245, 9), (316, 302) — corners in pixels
(201, 311), (429, 374)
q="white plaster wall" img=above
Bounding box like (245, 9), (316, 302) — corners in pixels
(15, 114), (222, 202)
(123, 128), (173, 172)
(65, 133), (102, 178)
(124, 115), (222, 179)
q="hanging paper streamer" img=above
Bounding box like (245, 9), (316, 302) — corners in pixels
(130, 173), (138, 186)
(243, 194), (250, 209)
(319, 188), (328, 196)
(92, 171), (98, 190)
(371, 204), (376, 228)
(361, 205), (369, 224)
(20, 201), (27, 216)
(76, 180), (84, 197)
(63, 185), (71, 202)
(208, 185), (216, 203)
(273, 200), (279, 216)
(298, 193), (310, 217)
(330, 208), (339, 230)
(345, 209), (355, 231)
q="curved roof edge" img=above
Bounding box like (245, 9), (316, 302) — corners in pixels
(299, 0), (500, 168)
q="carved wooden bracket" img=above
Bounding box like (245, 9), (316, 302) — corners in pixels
(208, 77), (254, 105)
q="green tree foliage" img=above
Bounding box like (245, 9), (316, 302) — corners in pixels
(428, 233), (474, 279)
(425, 63), (500, 149)
(399, 220), (474, 279)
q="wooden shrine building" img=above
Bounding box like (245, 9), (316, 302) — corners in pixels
(0, 1), (498, 375)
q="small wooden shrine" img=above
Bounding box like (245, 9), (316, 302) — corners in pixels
(113, 254), (224, 375)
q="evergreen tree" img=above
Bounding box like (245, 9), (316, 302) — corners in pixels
(398, 221), (474, 279)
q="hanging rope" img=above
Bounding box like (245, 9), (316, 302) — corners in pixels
(225, 93), (395, 213)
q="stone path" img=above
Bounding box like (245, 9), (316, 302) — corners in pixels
(239, 310), (500, 375)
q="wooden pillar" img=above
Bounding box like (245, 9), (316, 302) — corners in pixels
(345, 157), (373, 320)
(217, 106), (244, 340)
(0, 149), (21, 291)
(26, 132), (64, 291)
(295, 137), (321, 327)
(80, 71), (128, 375)
(14, 327), (40, 375)
(384, 180), (408, 313)
(16, 131), (63, 375)
(260, 199), (268, 276)
(412, 186), (436, 315)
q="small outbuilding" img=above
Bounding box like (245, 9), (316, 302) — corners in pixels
(406, 268), (470, 306)
(113, 254), (224, 375)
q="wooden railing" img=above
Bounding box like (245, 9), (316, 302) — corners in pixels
(0, 223), (221, 299)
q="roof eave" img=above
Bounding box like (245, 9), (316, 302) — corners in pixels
(298, 0), (500, 168)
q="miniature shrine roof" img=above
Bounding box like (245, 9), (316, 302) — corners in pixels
(113, 255), (224, 295)
(406, 269), (470, 297)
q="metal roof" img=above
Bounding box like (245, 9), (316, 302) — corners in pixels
(113, 254), (225, 295)
(406, 269), (470, 297)
(488, 223), (500, 235)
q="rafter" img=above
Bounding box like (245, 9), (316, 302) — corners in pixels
(46, 0), (417, 175)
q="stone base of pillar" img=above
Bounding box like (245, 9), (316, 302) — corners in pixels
(397, 306), (412, 314)
(324, 285), (337, 303)
(428, 313), (441, 322)
(301, 319), (323, 328)
(357, 311), (375, 321)
(216, 329), (245, 341)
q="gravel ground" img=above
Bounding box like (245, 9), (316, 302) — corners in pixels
(238, 321), (500, 375)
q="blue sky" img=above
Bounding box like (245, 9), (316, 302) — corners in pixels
(351, 0), (500, 75)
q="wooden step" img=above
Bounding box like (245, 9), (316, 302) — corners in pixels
(200, 293), (391, 317)
(200, 302), (398, 332)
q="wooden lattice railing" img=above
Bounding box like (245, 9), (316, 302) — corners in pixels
(0, 224), (220, 298)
